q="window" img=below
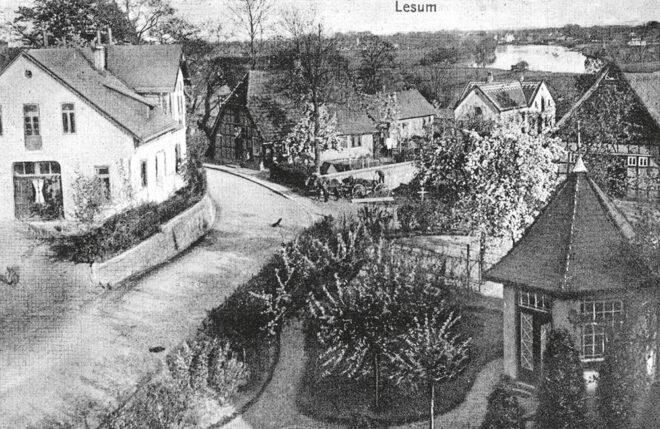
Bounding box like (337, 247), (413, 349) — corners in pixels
(175, 144), (182, 174)
(95, 166), (110, 199)
(568, 152), (578, 163)
(474, 106), (483, 116)
(519, 290), (552, 312)
(23, 104), (40, 136)
(351, 135), (361, 148)
(638, 156), (649, 167)
(541, 97), (546, 112)
(628, 156), (638, 167)
(140, 160), (148, 187)
(159, 93), (170, 114)
(0, 105), (3, 135)
(155, 154), (160, 182)
(155, 151), (165, 182)
(580, 299), (623, 360)
(62, 103), (76, 134)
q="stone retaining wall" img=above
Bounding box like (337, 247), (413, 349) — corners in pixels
(320, 161), (417, 189)
(90, 195), (216, 286)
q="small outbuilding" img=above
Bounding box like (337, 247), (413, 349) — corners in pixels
(485, 157), (659, 387)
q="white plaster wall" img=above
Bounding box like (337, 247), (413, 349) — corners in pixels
(454, 92), (499, 122)
(131, 128), (187, 204)
(396, 115), (433, 138)
(322, 134), (374, 162)
(0, 55), (135, 219)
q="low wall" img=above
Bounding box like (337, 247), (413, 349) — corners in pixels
(90, 194), (216, 286)
(320, 161), (417, 189)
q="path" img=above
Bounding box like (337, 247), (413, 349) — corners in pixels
(223, 322), (502, 429)
(224, 320), (342, 429)
(0, 169), (324, 428)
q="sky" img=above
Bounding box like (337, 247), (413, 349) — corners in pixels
(1, 0), (659, 37)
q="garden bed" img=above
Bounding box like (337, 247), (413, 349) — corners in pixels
(44, 187), (203, 263)
(296, 304), (503, 425)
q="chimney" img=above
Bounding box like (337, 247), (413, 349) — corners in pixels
(486, 71), (494, 83)
(92, 43), (106, 70)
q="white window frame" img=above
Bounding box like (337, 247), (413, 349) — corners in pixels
(95, 165), (111, 200)
(62, 103), (76, 134)
(638, 156), (649, 168)
(628, 155), (638, 167)
(580, 299), (623, 361)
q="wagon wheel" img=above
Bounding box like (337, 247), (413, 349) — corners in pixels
(373, 183), (390, 197)
(351, 184), (367, 199)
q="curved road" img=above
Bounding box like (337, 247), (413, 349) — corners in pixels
(0, 169), (321, 428)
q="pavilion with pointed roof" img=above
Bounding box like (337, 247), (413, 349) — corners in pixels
(485, 157), (659, 386)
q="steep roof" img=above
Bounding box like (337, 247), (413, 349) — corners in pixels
(554, 66), (609, 129)
(395, 89), (437, 120)
(623, 72), (660, 127)
(332, 105), (378, 135)
(103, 44), (183, 93)
(25, 48), (180, 142)
(456, 80), (543, 112)
(485, 161), (656, 296)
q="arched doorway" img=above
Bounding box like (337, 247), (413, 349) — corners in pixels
(13, 161), (63, 220)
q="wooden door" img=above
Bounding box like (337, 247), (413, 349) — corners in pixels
(519, 308), (552, 385)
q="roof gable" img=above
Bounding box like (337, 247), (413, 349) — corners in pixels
(456, 80), (544, 113)
(24, 48), (180, 142)
(485, 166), (655, 295)
(623, 72), (660, 127)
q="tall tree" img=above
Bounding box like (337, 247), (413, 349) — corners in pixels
(536, 329), (590, 429)
(271, 10), (351, 173)
(417, 123), (565, 239)
(229, 0), (273, 69)
(358, 34), (395, 94)
(390, 313), (470, 429)
(474, 36), (497, 68)
(12, 0), (134, 46)
(309, 243), (456, 411)
(278, 103), (342, 165)
(117, 0), (176, 43)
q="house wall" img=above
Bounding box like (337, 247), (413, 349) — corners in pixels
(322, 133), (374, 162)
(558, 141), (660, 201)
(139, 69), (186, 127)
(503, 285), (518, 380)
(454, 92), (499, 122)
(396, 115), (434, 139)
(0, 55), (135, 220)
(214, 103), (263, 168)
(131, 128), (187, 206)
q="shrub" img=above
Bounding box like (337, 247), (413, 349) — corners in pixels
(270, 162), (313, 188)
(71, 173), (109, 223)
(104, 377), (199, 429)
(639, 381), (660, 429)
(536, 329), (589, 429)
(167, 337), (249, 404)
(397, 199), (452, 233)
(357, 205), (395, 237)
(480, 378), (525, 429)
(598, 321), (654, 428)
(48, 187), (202, 263)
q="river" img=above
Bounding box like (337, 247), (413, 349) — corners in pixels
(483, 44), (590, 74)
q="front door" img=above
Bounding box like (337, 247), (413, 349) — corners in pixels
(519, 308), (552, 384)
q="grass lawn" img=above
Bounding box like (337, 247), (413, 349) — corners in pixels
(296, 303), (503, 425)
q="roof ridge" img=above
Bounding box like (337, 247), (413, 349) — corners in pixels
(561, 173), (580, 291)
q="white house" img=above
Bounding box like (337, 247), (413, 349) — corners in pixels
(454, 72), (556, 134)
(0, 44), (187, 221)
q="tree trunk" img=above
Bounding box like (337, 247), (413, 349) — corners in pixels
(429, 380), (435, 429)
(373, 353), (380, 411)
(313, 98), (321, 174)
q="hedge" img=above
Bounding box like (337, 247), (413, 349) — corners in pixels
(48, 187), (203, 263)
(269, 162), (313, 188)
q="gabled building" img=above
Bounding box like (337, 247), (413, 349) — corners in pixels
(555, 65), (660, 201)
(485, 158), (658, 388)
(211, 71), (436, 168)
(454, 73), (556, 134)
(0, 43), (188, 220)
